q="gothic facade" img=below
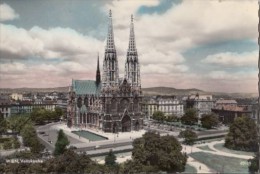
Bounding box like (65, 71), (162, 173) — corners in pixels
(67, 10), (144, 133)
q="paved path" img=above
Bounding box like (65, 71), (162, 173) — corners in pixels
(196, 140), (253, 160)
(182, 139), (254, 173)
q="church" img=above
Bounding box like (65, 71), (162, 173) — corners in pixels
(67, 10), (144, 133)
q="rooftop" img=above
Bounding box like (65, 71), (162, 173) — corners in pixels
(216, 99), (237, 104)
(72, 80), (101, 95)
(213, 105), (249, 112)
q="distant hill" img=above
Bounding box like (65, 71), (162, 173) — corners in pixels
(142, 87), (205, 96)
(0, 86), (257, 98)
(0, 86), (69, 93)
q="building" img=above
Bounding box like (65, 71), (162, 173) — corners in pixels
(215, 99), (237, 108)
(11, 93), (23, 101)
(184, 94), (214, 118)
(11, 100), (57, 115)
(67, 11), (144, 133)
(142, 95), (184, 119)
(250, 99), (258, 121)
(212, 105), (251, 124)
(0, 98), (11, 118)
(56, 98), (68, 118)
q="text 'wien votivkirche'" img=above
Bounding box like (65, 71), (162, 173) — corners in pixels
(67, 10), (144, 133)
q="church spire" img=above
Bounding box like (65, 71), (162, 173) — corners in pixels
(106, 9), (116, 51)
(128, 14), (137, 52)
(125, 14), (140, 88)
(96, 53), (101, 86)
(102, 10), (119, 88)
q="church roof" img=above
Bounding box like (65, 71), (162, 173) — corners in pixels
(72, 80), (101, 95)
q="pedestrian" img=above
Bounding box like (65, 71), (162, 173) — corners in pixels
(199, 166), (201, 170)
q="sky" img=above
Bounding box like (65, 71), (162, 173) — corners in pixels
(0, 0), (258, 93)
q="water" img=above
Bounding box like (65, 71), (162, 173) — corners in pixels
(72, 130), (108, 141)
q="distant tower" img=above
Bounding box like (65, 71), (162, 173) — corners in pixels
(96, 53), (101, 86)
(125, 15), (141, 88)
(102, 10), (119, 87)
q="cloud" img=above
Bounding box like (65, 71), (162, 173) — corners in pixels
(0, 24), (103, 61)
(202, 51), (258, 67)
(0, 3), (19, 21)
(142, 63), (188, 74)
(104, 0), (258, 68)
(0, 0), (258, 93)
(0, 61), (96, 88)
(0, 62), (26, 74)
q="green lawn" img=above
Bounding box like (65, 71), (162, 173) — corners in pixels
(214, 143), (254, 156)
(190, 152), (249, 173)
(183, 164), (197, 173)
(197, 145), (215, 152)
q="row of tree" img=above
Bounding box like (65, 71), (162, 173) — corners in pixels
(152, 109), (219, 129)
(31, 107), (63, 125)
(0, 107), (63, 135)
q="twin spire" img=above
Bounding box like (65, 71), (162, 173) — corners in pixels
(106, 10), (137, 53)
(101, 10), (140, 88)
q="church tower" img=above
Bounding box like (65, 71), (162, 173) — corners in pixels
(125, 15), (141, 88)
(102, 10), (119, 87)
(96, 53), (101, 86)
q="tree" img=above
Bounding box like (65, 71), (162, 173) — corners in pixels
(181, 108), (198, 125)
(178, 129), (198, 145)
(54, 129), (70, 156)
(152, 111), (165, 122)
(105, 149), (117, 166)
(12, 136), (20, 149)
(31, 107), (63, 124)
(31, 108), (46, 125)
(120, 159), (144, 173)
(7, 114), (31, 133)
(0, 112), (8, 135)
(3, 140), (12, 150)
(45, 148), (96, 173)
(55, 107), (63, 120)
(248, 153), (259, 173)
(131, 132), (187, 173)
(21, 124), (44, 153)
(165, 115), (179, 122)
(200, 113), (219, 129)
(225, 116), (257, 152)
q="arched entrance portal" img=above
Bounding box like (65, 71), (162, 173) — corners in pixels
(121, 115), (131, 132)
